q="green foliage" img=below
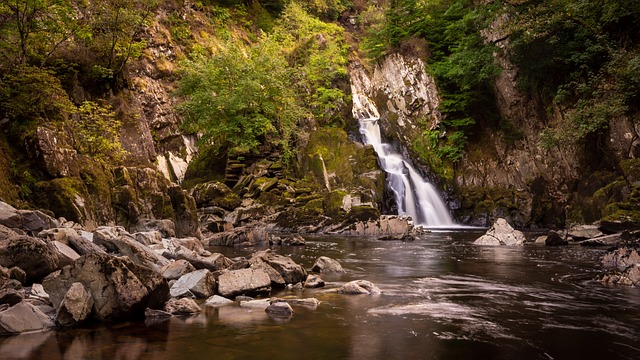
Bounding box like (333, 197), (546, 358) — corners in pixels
(0, 65), (74, 124)
(71, 101), (128, 163)
(507, 0), (640, 147)
(176, 37), (304, 159)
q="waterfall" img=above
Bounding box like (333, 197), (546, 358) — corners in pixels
(350, 66), (454, 228)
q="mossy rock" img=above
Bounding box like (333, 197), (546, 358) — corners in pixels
(257, 192), (290, 208)
(345, 206), (381, 223)
(33, 177), (87, 223)
(323, 190), (347, 219)
(275, 207), (326, 229)
(191, 181), (241, 211)
(302, 198), (324, 215)
(182, 147), (226, 189)
(621, 159), (640, 186)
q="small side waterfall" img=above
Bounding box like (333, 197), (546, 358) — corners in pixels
(350, 65), (454, 228)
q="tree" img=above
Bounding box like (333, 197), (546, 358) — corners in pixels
(176, 37), (304, 159)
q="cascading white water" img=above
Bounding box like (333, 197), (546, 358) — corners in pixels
(350, 67), (454, 228)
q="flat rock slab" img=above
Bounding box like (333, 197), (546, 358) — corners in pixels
(0, 301), (55, 335)
(217, 268), (271, 298)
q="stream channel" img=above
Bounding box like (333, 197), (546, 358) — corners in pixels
(2, 231), (640, 360)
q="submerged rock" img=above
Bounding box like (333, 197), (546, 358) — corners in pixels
(265, 302), (293, 317)
(474, 218), (525, 246)
(205, 295), (234, 307)
(545, 230), (568, 246)
(304, 275), (325, 288)
(337, 280), (381, 295)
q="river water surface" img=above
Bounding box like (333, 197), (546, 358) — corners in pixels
(2, 231), (640, 360)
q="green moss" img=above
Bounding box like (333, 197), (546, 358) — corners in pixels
(621, 159), (640, 185)
(33, 177), (86, 222)
(323, 190), (347, 219)
(182, 147), (226, 189)
(346, 206), (380, 223)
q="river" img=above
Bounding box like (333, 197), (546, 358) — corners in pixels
(2, 231), (639, 360)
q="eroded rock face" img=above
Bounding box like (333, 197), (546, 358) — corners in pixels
(474, 218), (525, 246)
(42, 253), (169, 322)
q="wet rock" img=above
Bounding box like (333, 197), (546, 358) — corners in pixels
(164, 297), (201, 315)
(338, 280), (382, 295)
(160, 260), (196, 281)
(602, 245), (640, 270)
(0, 235), (60, 283)
(311, 256), (345, 273)
(269, 234), (306, 246)
(217, 268), (271, 298)
(55, 282), (93, 326)
(341, 215), (415, 236)
(545, 230), (568, 246)
(239, 298), (271, 309)
(249, 250), (307, 285)
(265, 302), (293, 317)
(145, 308), (172, 318)
(42, 252), (169, 322)
(379, 234), (416, 241)
(601, 264), (640, 287)
(205, 295), (234, 307)
(273, 297), (320, 308)
(304, 274), (325, 288)
(474, 218), (525, 246)
(0, 301), (55, 335)
(170, 269), (216, 298)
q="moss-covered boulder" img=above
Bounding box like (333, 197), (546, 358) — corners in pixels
(190, 181), (241, 211)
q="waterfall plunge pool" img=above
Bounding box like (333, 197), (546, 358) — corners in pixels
(2, 231), (640, 360)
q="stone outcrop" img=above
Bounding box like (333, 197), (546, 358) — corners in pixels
(338, 215), (415, 236)
(474, 218), (525, 246)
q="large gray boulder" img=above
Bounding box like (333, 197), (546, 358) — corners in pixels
(174, 248), (233, 272)
(0, 301), (55, 334)
(338, 280), (382, 295)
(0, 235), (60, 283)
(249, 250), (307, 285)
(50, 241), (81, 267)
(474, 218), (525, 246)
(311, 256), (345, 273)
(170, 269), (216, 298)
(0, 202), (21, 229)
(42, 252), (169, 322)
(217, 268), (271, 298)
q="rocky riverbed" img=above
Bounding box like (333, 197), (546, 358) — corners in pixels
(2, 200), (639, 336)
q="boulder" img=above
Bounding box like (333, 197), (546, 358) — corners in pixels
(311, 256), (345, 273)
(164, 297), (201, 315)
(474, 218), (525, 246)
(174, 249), (233, 272)
(0, 202), (21, 229)
(0, 235), (60, 283)
(190, 181), (241, 210)
(51, 241), (81, 267)
(568, 225), (603, 240)
(304, 274), (325, 288)
(337, 280), (382, 295)
(132, 219), (176, 238)
(217, 268), (271, 298)
(579, 233), (623, 247)
(164, 237), (206, 255)
(93, 226), (169, 267)
(265, 301), (294, 317)
(169, 269), (216, 298)
(249, 250), (307, 285)
(0, 288), (24, 306)
(545, 230), (568, 246)
(29, 284), (50, 303)
(17, 210), (55, 233)
(42, 252), (169, 322)
(0, 224), (18, 240)
(160, 260), (196, 281)
(601, 264), (640, 287)
(55, 282), (93, 326)
(0, 301), (55, 334)
(341, 215), (414, 236)
(205, 295), (234, 307)
(204, 226), (269, 247)
(8, 266), (26, 285)
(134, 231), (163, 246)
